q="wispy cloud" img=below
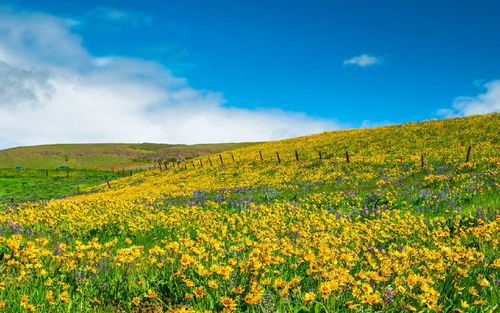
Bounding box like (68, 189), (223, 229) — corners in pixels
(360, 120), (393, 128)
(85, 7), (152, 27)
(343, 54), (382, 68)
(0, 10), (337, 149)
(437, 80), (500, 117)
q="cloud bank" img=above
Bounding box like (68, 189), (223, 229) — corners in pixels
(0, 10), (336, 149)
(438, 80), (500, 117)
(343, 54), (381, 68)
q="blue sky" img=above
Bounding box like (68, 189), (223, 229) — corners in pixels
(0, 1), (499, 147)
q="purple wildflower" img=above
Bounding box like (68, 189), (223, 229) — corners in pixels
(385, 287), (393, 305)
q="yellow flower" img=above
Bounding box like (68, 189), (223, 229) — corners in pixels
(132, 297), (141, 306)
(232, 286), (244, 294)
(194, 286), (206, 298)
(468, 286), (478, 296)
(461, 300), (469, 309)
(220, 296), (237, 310)
(478, 278), (490, 287)
(208, 280), (219, 289)
(397, 285), (406, 294)
(60, 291), (70, 304)
(453, 284), (464, 291)
(319, 282), (331, 299)
(46, 290), (54, 304)
(145, 289), (158, 299)
(361, 283), (373, 294)
(303, 292), (315, 304)
(279, 287), (289, 297)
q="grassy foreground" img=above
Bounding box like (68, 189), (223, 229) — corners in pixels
(0, 114), (499, 312)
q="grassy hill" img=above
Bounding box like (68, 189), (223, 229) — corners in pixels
(0, 114), (499, 312)
(0, 142), (255, 169)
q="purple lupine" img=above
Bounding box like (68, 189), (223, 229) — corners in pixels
(476, 206), (485, 219)
(385, 287), (393, 305)
(9, 222), (22, 234)
(55, 242), (61, 256)
(263, 293), (271, 313)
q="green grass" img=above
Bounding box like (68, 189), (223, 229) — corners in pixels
(0, 168), (131, 204)
(0, 142), (257, 204)
(0, 142), (256, 170)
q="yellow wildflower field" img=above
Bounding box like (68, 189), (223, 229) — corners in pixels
(0, 114), (499, 312)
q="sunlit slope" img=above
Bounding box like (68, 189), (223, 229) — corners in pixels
(6, 114), (498, 229)
(79, 113), (499, 198)
(231, 113), (499, 164)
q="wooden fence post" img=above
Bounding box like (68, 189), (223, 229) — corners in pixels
(420, 154), (424, 169)
(219, 154), (224, 165)
(106, 179), (111, 189)
(276, 152), (281, 164)
(345, 151), (350, 163)
(200, 159), (203, 168)
(259, 151), (264, 162)
(231, 154), (235, 162)
(465, 145), (471, 163)
(208, 157), (213, 167)
(319, 151), (322, 160)
(295, 151), (299, 161)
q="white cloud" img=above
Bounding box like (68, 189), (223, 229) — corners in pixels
(360, 120), (393, 128)
(438, 80), (500, 117)
(85, 7), (152, 27)
(0, 10), (337, 149)
(343, 54), (381, 68)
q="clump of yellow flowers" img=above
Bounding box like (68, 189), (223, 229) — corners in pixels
(0, 114), (499, 311)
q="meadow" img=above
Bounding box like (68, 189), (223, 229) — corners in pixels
(0, 169), (129, 205)
(0, 114), (498, 312)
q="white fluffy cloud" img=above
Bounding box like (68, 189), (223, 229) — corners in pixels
(438, 80), (500, 117)
(0, 10), (337, 149)
(343, 54), (381, 68)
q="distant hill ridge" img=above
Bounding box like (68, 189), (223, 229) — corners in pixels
(0, 142), (255, 169)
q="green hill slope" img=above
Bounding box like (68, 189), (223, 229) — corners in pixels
(0, 142), (255, 169)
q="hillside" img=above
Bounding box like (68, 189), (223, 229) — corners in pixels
(0, 113), (499, 312)
(0, 142), (255, 169)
